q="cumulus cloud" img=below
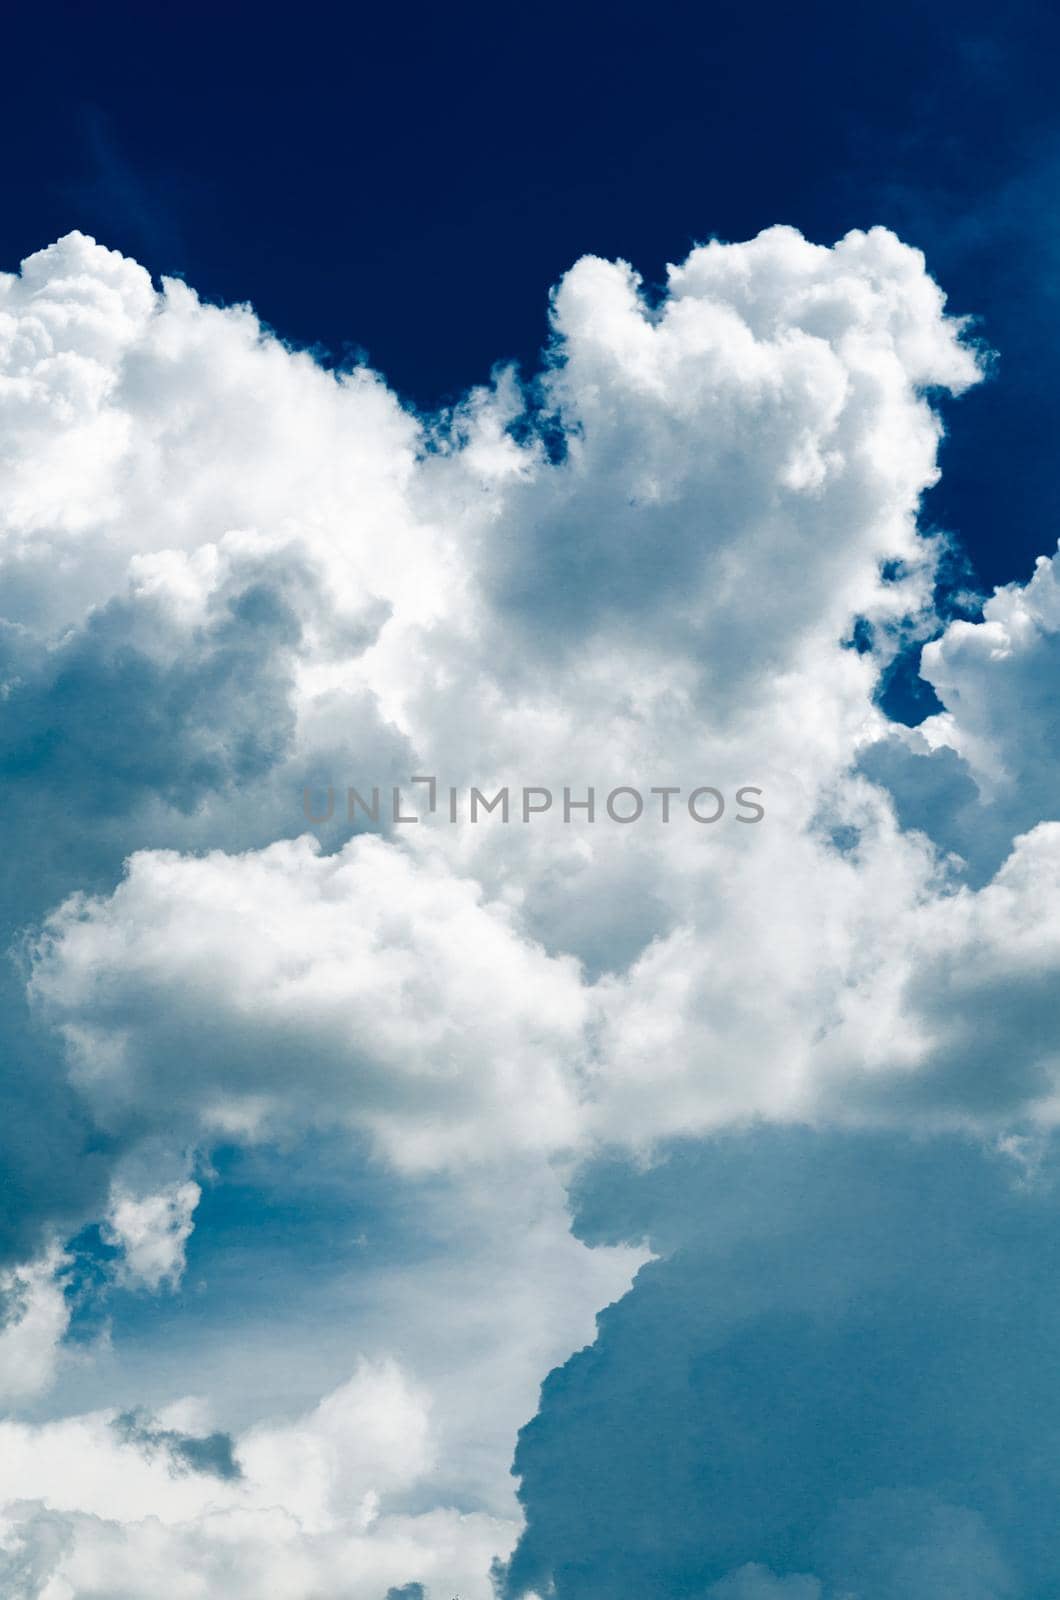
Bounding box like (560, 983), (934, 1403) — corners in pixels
(0, 1250), (71, 1407)
(504, 1132), (1060, 1599)
(28, 807), (1060, 1160)
(859, 543), (1060, 881)
(0, 1361), (510, 1598)
(0, 1499), (510, 1600)
(103, 1181), (201, 1293)
(10, 220), (1031, 1190)
(0, 232), (428, 632)
(1, 219), (1056, 1599)
(921, 545), (1060, 801)
(0, 1153), (641, 1598)
(0, 1361), (424, 1528)
(28, 834), (587, 1169)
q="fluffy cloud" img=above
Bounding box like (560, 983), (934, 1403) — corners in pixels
(0, 1361), (425, 1527)
(0, 1150), (642, 1598)
(0, 1362), (510, 1599)
(0, 1251), (71, 1407)
(2, 219), (1057, 1600)
(921, 545), (1060, 800)
(859, 543), (1060, 881)
(0, 232), (429, 633)
(12, 221), (1027, 1189)
(28, 806), (1060, 1162)
(29, 834), (587, 1170)
(103, 1181), (201, 1292)
(0, 1501), (510, 1600)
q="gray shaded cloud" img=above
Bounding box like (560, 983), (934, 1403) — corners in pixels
(504, 1130), (1060, 1599)
(112, 1408), (242, 1480)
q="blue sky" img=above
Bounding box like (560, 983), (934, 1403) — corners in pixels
(3, 0), (1059, 593)
(2, 7), (1060, 1598)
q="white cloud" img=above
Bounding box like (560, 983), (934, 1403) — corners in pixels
(918, 544), (1060, 829)
(4, 219), (1057, 1598)
(0, 1360), (511, 1598)
(0, 1250), (71, 1407)
(0, 1499), (511, 1600)
(858, 542), (1060, 882)
(29, 833), (588, 1171)
(29, 800), (1060, 1157)
(103, 1182), (201, 1293)
(0, 1360), (423, 1529)
(0, 232), (433, 636)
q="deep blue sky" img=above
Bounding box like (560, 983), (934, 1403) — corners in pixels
(4, 0), (1059, 590)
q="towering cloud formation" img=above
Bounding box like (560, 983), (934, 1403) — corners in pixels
(0, 225), (1057, 1596)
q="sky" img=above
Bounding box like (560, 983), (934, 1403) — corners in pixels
(5, 0), (1060, 599)
(1, 5), (1060, 1598)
